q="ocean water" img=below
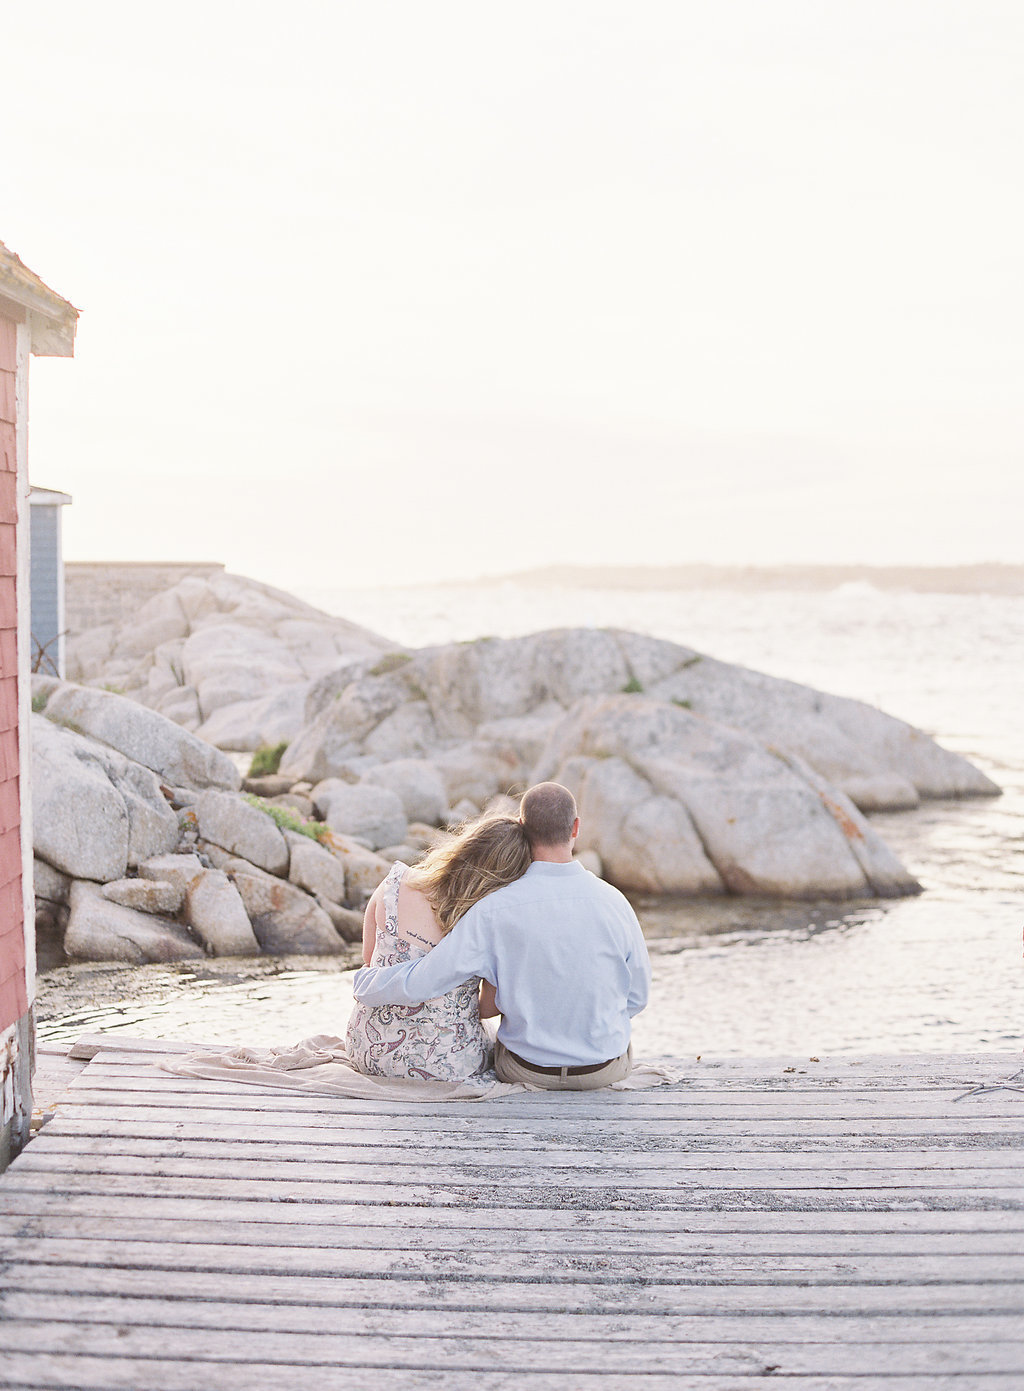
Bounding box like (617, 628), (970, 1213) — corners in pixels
(37, 582), (1024, 1057)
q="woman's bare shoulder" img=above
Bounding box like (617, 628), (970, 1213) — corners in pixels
(396, 871), (443, 943)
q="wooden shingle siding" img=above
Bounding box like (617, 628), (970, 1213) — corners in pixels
(0, 673), (16, 728)
(0, 371), (14, 428)
(0, 521), (14, 578)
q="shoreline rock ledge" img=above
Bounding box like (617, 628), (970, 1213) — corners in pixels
(281, 624), (995, 889)
(41, 575), (1001, 960)
(30, 680), (370, 967)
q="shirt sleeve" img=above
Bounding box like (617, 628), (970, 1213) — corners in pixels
(624, 908), (652, 1016)
(351, 903), (493, 1006)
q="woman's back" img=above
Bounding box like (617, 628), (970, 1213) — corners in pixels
(346, 862), (489, 1080)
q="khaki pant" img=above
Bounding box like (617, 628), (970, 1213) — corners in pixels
(494, 1039), (632, 1091)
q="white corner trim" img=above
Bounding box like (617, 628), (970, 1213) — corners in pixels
(15, 322), (35, 1002)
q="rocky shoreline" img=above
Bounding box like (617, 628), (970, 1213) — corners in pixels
(31, 571), (1000, 967)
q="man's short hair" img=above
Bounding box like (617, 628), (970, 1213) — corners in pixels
(520, 782), (578, 848)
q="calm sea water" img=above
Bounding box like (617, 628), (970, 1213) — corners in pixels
(38, 582), (1024, 1057)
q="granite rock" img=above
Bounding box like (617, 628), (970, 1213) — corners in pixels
(285, 832), (347, 905)
(359, 759), (448, 825)
(194, 791), (290, 876)
(229, 864), (346, 955)
(101, 878), (185, 915)
(44, 682), (240, 790)
(311, 781), (407, 852)
(65, 881), (203, 964)
(185, 869), (260, 956)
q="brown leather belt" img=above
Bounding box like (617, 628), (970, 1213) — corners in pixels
(504, 1048), (619, 1077)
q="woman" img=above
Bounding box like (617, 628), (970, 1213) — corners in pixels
(346, 815), (531, 1081)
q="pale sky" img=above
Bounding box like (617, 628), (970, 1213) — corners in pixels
(7, 1), (1022, 588)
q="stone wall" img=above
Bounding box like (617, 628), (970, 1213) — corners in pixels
(66, 562), (224, 634)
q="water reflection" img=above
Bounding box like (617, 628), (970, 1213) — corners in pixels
(633, 892), (891, 948)
(36, 883), (1023, 1058)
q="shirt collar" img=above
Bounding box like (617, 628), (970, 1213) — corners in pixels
(525, 860), (586, 876)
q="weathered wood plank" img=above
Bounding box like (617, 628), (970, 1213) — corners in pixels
(3, 1192), (1021, 1233)
(75, 1059), (1024, 1099)
(67, 1035), (208, 1060)
(5, 1167), (1021, 1210)
(61, 1081), (1024, 1119)
(80, 1044), (1024, 1084)
(5, 1354), (1023, 1391)
(4, 1212), (1024, 1256)
(6, 1261), (1024, 1316)
(21, 1133), (1024, 1171)
(2, 1235), (1024, 1285)
(5, 1291), (1024, 1344)
(40, 1104), (1024, 1141)
(74, 1053), (1024, 1083)
(3, 1319), (1024, 1373)
(11, 1148), (1024, 1189)
(2, 1232), (1022, 1285)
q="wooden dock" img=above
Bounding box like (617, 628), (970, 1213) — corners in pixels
(0, 1043), (1022, 1389)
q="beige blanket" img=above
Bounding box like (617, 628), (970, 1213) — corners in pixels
(163, 1034), (683, 1101)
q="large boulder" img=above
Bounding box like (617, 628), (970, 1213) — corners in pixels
(34, 858), (69, 906)
(285, 833), (347, 905)
(431, 741), (522, 809)
(417, 630), (631, 738)
(65, 571), (396, 753)
(195, 685), (309, 752)
(280, 667), (419, 783)
(31, 716), (178, 881)
(43, 683), (240, 791)
(185, 869), (260, 956)
(311, 781), (407, 851)
(180, 623), (305, 718)
(112, 586), (191, 657)
(317, 899), (364, 943)
(536, 696), (922, 899)
(359, 759), (448, 825)
(194, 791), (290, 875)
(228, 862), (346, 955)
(138, 853), (206, 897)
(556, 754), (723, 895)
(322, 835), (393, 906)
(65, 881), (204, 963)
(362, 702), (440, 761)
(103, 758), (181, 866)
(155, 686), (202, 731)
(33, 715), (129, 881)
(283, 627), (997, 815)
(101, 878), (184, 914)
(645, 651), (1000, 808)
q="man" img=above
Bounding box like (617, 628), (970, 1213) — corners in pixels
(351, 782), (651, 1089)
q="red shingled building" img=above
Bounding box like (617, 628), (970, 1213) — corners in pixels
(0, 243), (77, 1168)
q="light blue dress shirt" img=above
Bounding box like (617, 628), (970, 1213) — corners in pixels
(351, 860), (651, 1067)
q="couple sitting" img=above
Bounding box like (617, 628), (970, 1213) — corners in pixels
(349, 782), (651, 1089)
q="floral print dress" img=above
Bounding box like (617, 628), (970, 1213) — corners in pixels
(346, 862), (490, 1081)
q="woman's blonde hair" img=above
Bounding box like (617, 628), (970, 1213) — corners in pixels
(409, 815), (531, 934)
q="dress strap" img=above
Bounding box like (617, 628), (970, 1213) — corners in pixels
(379, 861), (408, 939)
